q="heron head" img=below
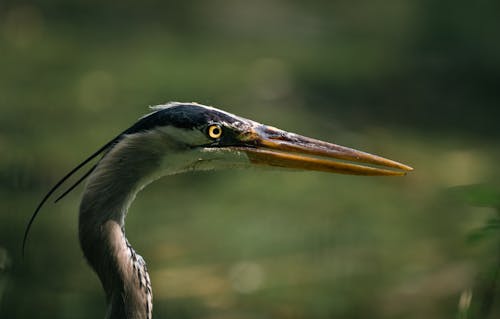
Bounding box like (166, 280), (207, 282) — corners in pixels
(130, 102), (413, 176)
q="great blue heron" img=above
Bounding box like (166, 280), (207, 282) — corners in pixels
(23, 102), (412, 319)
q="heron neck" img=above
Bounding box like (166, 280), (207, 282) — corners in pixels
(93, 220), (153, 319)
(79, 132), (171, 319)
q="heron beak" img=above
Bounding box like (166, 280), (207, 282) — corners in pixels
(234, 125), (413, 176)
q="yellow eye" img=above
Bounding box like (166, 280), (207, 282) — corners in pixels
(208, 124), (222, 139)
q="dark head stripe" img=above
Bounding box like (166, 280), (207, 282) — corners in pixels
(124, 103), (241, 135)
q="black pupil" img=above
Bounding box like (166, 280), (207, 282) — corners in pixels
(212, 127), (220, 135)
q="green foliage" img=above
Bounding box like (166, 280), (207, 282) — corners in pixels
(448, 185), (500, 244)
(449, 185), (500, 319)
(467, 218), (500, 244)
(450, 185), (500, 209)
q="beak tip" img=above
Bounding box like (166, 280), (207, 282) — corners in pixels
(403, 164), (414, 172)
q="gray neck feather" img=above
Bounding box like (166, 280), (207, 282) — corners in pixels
(79, 131), (180, 319)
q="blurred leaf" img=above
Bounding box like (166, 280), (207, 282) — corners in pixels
(448, 184), (500, 209)
(451, 184), (500, 244)
(467, 218), (500, 244)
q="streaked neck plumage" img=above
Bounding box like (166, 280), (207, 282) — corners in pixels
(79, 130), (177, 319)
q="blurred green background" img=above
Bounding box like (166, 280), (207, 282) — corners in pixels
(1, 0), (499, 318)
